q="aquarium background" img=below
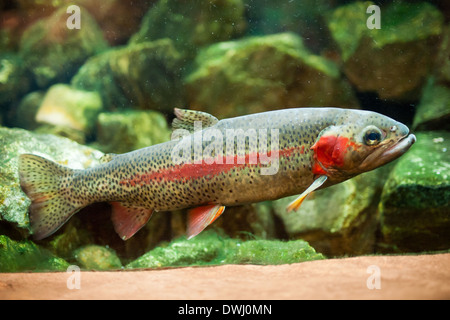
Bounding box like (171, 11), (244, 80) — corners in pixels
(0, 0), (449, 272)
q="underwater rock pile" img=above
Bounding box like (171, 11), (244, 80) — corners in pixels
(0, 0), (449, 271)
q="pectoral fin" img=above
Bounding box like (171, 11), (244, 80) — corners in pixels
(286, 175), (327, 212)
(187, 204), (226, 239)
(110, 202), (153, 240)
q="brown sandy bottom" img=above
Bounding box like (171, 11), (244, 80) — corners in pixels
(1, 253), (449, 300)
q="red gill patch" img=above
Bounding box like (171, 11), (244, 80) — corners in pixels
(311, 135), (359, 175)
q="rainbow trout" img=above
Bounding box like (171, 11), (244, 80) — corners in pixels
(19, 108), (416, 240)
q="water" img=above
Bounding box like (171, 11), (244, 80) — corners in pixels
(0, 0), (448, 272)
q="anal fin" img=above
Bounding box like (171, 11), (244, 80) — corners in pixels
(187, 204), (225, 239)
(286, 175), (327, 212)
(110, 202), (153, 240)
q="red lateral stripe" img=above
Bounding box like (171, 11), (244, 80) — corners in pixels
(119, 145), (303, 186)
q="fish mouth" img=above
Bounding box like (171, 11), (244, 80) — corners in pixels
(380, 133), (416, 160)
(360, 133), (416, 171)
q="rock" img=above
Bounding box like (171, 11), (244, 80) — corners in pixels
(95, 110), (171, 154)
(73, 245), (122, 270)
(35, 84), (103, 136)
(243, 0), (333, 52)
(34, 124), (87, 145)
(0, 127), (104, 234)
(212, 202), (279, 240)
(379, 131), (450, 253)
(126, 231), (226, 269)
(19, 6), (108, 88)
(229, 238), (324, 265)
(412, 78), (450, 131)
(184, 32), (359, 119)
(71, 0), (153, 46)
(126, 230), (323, 269)
(435, 25), (450, 85)
(8, 91), (44, 131)
(0, 235), (69, 272)
(72, 39), (184, 113)
(0, 53), (31, 107)
(130, 0), (246, 57)
(272, 167), (391, 256)
(327, 1), (444, 100)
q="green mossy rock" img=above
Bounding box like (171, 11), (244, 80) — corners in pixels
(95, 110), (171, 154)
(412, 78), (450, 131)
(0, 127), (103, 234)
(327, 1), (444, 100)
(0, 235), (69, 272)
(9, 91), (45, 131)
(435, 25), (450, 85)
(243, 0), (332, 51)
(0, 53), (31, 107)
(379, 132), (450, 252)
(130, 0), (246, 57)
(36, 84), (103, 135)
(213, 202), (278, 240)
(19, 6), (108, 89)
(185, 32), (359, 118)
(126, 230), (323, 269)
(73, 245), (122, 270)
(72, 39), (184, 113)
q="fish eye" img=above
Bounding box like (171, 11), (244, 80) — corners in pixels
(363, 127), (383, 146)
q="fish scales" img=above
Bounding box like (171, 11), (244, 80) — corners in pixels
(18, 107), (416, 240)
(73, 108), (334, 209)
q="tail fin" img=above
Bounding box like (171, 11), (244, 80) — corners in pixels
(19, 154), (82, 240)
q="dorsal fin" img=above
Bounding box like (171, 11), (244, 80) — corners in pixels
(172, 108), (219, 133)
(100, 153), (118, 164)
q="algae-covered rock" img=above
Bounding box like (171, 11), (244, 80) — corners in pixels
(272, 167), (391, 256)
(229, 238), (324, 265)
(412, 78), (450, 131)
(0, 235), (69, 272)
(95, 110), (171, 154)
(213, 202), (278, 240)
(0, 127), (103, 234)
(379, 132), (450, 253)
(130, 0), (246, 57)
(327, 1), (444, 100)
(19, 6), (108, 88)
(126, 230), (323, 269)
(435, 25), (450, 85)
(70, 0), (152, 46)
(185, 32), (359, 119)
(0, 53), (31, 107)
(73, 245), (122, 270)
(126, 231), (226, 268)
(36, 84), (103, 135)
(72, 39), (184, 113)
(9, 91), (45, 131)
(243, 0), (332, 52)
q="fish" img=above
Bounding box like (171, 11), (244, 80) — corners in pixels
(18, 107), (416, 241)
